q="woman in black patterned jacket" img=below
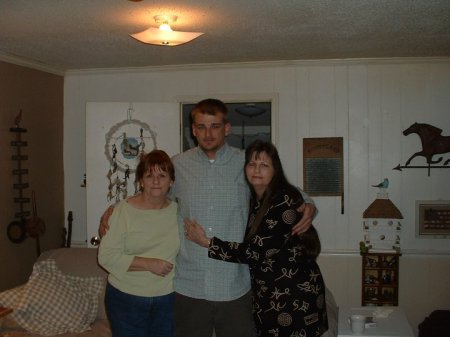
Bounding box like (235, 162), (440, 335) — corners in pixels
(185, 140), (328, 337)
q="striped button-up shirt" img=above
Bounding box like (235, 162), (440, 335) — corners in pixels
(171, 143), (251, 301)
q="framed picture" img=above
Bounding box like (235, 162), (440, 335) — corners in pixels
(416, 200), (450, 237)
(181, 101), (272, 151)
(303, 137), (344, 196)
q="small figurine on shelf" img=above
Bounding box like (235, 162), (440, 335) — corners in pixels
(359, 241), (372, 254)
(382, 288), (394, 300)
(365, 274), (378, 284)
(371, 178), (389, 191)
(387, 256), (397, 267)
(365, 287), (378, 301)
(369, 257), (378, 267)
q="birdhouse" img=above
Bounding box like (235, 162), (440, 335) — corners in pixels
(362, 192), (403, 252)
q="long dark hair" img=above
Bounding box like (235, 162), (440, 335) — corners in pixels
(245, 140), (302, 238)
(299, 225), (321, 259)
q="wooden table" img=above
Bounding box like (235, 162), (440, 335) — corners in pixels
(338, 306), (414, 337)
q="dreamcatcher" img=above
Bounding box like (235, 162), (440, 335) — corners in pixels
(104, 105), (157, 202)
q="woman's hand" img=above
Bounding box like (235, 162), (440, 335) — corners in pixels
(184, 219), (210, 248)
(99, 205), (114, 237)
(145, 258), (174, 277)
(128, 256), (173, 276)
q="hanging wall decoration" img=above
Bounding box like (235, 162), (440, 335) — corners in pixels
(86, 101), (179, 247)
(104, 105), (157, 202)
(415, 200), (450, 237)
(8, 109), (30, 243)
(393, 122), (450, 176)
(8, 110), (46, 255)
(303, 137), (344, 213)
(362, 180), (403, 253)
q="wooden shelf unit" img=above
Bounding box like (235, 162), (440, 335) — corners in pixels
(361, 252), (401, 306)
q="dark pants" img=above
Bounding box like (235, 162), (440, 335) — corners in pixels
(105, 283), (175, 337)
(174, 291), (255, 337)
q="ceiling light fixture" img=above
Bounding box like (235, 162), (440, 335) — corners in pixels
(236, 104), (266, 118)
(130, 15), (203, 46)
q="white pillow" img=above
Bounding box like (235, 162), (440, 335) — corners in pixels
(1, 260), (103, 336)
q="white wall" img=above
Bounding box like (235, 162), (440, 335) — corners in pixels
(64, 58), (450, 335)
(64, 58), (450, 251)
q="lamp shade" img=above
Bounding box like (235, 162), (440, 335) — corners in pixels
(130, 27), (203, 46)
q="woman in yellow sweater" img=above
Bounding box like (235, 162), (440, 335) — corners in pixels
(98, 150), (179, 337)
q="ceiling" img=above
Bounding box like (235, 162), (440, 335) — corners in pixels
(0, 0), (449, 74)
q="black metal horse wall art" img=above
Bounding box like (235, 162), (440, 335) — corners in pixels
(393, 122), (450, 176)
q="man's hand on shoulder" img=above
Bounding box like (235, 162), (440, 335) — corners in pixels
(292, 203), (315, 235)
(99, 205), (114, 237)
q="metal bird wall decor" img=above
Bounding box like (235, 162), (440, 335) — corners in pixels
(393, 122), (450, 176)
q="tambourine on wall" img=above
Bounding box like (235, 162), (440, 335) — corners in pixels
(303, 137), (344, 213)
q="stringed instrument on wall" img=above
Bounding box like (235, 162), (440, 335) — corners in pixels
(26, 190), (46, 256)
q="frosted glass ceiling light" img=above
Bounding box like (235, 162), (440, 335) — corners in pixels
(130, 15), (203, 46)
(236, 104), (266, 117)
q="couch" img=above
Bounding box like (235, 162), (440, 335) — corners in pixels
(0, 248), (110, 337)
(0, 247), (338, 337)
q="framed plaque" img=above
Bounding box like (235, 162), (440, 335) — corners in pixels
(416, 200), (450, 237)
(303, 137), (343, 195)
(303, 137), (344, 212)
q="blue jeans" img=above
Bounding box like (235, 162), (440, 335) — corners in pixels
(105, 283), (174, 337)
